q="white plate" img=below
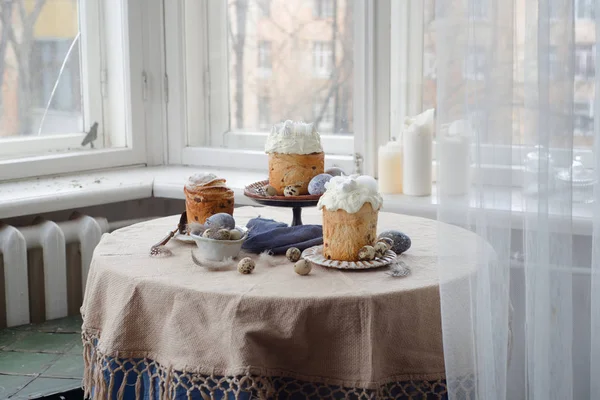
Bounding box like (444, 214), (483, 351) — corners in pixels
(302, 245), (397, 270)
(174, 233), (195, 244)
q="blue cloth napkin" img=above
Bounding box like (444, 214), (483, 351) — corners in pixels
(241, 217), (323, 255)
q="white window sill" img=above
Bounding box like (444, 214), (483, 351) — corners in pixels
(0, 166), (593, 236)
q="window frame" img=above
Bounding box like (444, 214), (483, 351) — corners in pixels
(165, 0), (395, 175)
(0, 0), (161, 181)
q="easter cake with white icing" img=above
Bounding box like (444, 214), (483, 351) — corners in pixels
(265, 120), (325, 195)
(317, 175), (383, 261)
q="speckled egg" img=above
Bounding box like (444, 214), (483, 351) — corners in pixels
(294, 259), (312, 275)
(374, 241), (390, 258)
(308, 174), (333, 195)
(206, 213), (236, 230)
(263, 185), (277, 196)
(377, 237), (394, 248)
(286, 247), (302, 262)
(202, 228), (217, 239)
(325, 167), (345, 177)
(229, 228), (243, 240)
(358, 245), (376, 261)
(284, 185), (301, 197)
(237, 257), (255, 274)
(378, 231), (412, 255)
(213, 229), (231, 240)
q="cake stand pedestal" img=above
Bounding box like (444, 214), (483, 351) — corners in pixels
(244, 180), (321, 226)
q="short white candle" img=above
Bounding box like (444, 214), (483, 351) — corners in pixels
(378, 141), (403, 194)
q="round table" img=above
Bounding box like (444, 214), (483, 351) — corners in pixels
(81, 206), (480, 399)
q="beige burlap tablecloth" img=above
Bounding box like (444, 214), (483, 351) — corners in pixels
(81, 206), (480, 399)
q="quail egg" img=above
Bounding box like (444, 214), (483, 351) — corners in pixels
(202, 228), (217, 239)
(237, 257), (255, 274)
(294, 259), (312, 275)
(263, 185), (277, 196)
(358, 245), (376, 261)
(229, 228), (243, 241)
(286, 247), (302, 262)
(284, 185), (301, 197)
(213, 229), (231, 240)
(374, 241), (390, 258)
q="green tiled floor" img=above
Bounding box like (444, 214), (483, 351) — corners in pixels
(0, 316), (83, 399)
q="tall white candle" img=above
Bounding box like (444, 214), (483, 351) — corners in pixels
(403, 124), (433, 196)
(378, 141), (403, 194)
(438, 120), (471, 196)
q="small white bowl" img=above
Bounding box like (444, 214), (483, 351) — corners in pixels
(189, 226), (248, 261)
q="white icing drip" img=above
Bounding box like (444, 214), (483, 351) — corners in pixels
(317, 175), (383, 214)
(264, 120), (323, 154)
(185, 173), (227, 191)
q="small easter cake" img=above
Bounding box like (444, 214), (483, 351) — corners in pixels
(184, 173), (234, 224)
(265, 120), (325, 195)
(317, 175), (383, 261)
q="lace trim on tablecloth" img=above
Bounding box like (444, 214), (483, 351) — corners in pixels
(83, 332), (448, 400)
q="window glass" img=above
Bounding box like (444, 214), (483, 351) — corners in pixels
(423, 0), (596, 149)
(0, 0), (83, 140)
(227, 0), (354, 134)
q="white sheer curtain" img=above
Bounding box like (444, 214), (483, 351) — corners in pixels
(435, 0), (599, 398)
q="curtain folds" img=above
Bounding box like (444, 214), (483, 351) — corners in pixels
(435, 0), (597, 398)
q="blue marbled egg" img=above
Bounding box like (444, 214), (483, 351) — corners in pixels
(308, 174), (333, 195)
(206, 213), (236, 230)
(378, 230), (411, 255)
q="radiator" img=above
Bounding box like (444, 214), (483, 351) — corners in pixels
(0, 215), (150, 328)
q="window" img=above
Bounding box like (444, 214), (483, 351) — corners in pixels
(575, 45), (595, 79)
(175, 0), (357, 171)
(0, 0), (149, 181)
(257, 40), (272, 77)
(257, 0), (271, 17)
(313, 41), (333, 78)
(574, 101), (594, 137)
(468, 0), (488, 20)
(258, 96), (270, 130)
(548, 46), (560, 78)
(423, 52), (436, 80)
(313, 98), (334, 131)
(463, 47), (486, 80)
(314, 0), (334, 18)
(576, 0), (595, 19)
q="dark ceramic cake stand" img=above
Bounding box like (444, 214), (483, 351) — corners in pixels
(244, 180), (321, 226)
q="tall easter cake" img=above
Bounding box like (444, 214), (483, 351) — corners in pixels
(265, 120), (325, 195)
(317, 175), (383, 261)
(184, 173), (234, 224)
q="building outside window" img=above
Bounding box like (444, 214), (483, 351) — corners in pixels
(574, 101), (594, 136)
(313, 41), (333, 78)
(468, 0), (488, 20)
(575, 44), (595, 79)
(314, 98), (334, 131)
(576, 0), (595, 19)
(31, 39), (81, 112)
(258, 95), (271, 130)
(257, 40), (272, 77)
(463, 47), (486, 80)
(257, 0), (271, 17)
(314, 0), (334, 18)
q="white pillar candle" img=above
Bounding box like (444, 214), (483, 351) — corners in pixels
(403, 124), (432, 196)
(378, 141), (403, 194)
(437, 120), (471, 196)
